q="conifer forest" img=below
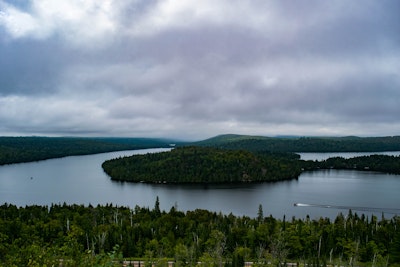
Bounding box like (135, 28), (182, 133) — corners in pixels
(0, 200), (399, 266)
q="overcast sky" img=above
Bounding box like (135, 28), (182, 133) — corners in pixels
(0, 1), (399, 140)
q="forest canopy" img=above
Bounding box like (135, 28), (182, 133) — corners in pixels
(102, 146), (302, 183)
(0, 137), (176, 165)
(312, 154), (400, 174)
(192, 134), (400, 153)
(102, 147), (400, 184)
(0, 202), (399, 266)
(2, 134), (400, 165)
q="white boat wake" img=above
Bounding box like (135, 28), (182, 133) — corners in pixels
(294, 203), (400, 214)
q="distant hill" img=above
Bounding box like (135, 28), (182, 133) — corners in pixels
(191, 134), (400, 153)
(0, 136), (183, 165)
(191, 134), (271, 146)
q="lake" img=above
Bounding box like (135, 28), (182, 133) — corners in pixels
(0, 149), (399, 220)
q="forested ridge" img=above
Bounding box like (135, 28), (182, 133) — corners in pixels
(102, 146), (303, 183)
(2, 134), (400, 166)
(0, 202), (399, 266)
(0, 137), (176, 165)
(193, 134), (400, 152)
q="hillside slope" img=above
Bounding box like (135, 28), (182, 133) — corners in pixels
(192, 134), (400, 152)
(0, 136), (180, 165)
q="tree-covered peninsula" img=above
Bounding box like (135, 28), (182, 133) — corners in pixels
(311, 154), (400, 174)
(102, 146), (303, 183)
(0, 136), (178, 165)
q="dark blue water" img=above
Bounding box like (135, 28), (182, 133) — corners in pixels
(0, 149), (399, 220)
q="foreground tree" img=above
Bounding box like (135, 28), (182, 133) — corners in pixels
(0, 203), (399, 266)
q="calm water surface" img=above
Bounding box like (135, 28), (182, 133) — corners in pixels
(1, 149), (399, 220)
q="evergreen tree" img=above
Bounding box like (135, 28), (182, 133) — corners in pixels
(257, 204), (264, 224)
(154, 196), (161, 218)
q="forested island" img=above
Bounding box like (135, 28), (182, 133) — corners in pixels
(102, 146), (303, 183)
(1, 202), (399, 266)
(102, 146), (400, 184)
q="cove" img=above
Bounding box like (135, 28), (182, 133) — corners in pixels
(0, 148), (399, 220)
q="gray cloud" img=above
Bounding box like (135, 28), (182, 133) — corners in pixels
(0, 0), (399, 139)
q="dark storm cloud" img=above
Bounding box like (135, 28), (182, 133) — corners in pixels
(0, 0), (399, 139)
